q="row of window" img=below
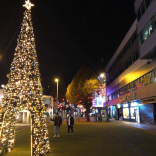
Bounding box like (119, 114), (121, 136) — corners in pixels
(137, 0), (153, 21)
(108, 68), (156, 101)
(139, 13), (156, 45)
(107, 51), (139, 85)
(107, 31), (137, 74)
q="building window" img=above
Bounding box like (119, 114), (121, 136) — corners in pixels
(124, 58), (132, 70)
(151, 70), (155, 83)
(140, 33), (144, 44)
(145, 73), (151, 83)
(107, 31), (137, 74)
(130, 107), (136, 119)
(123, 108), (130, 119)
(108, 69), (156, 101)
(137, 10), (141, 21)
(141, 4), (145, 15)
(133, 51), (139, 62)
(140, 23), (154, 44)
(154, 18), (156, 29)
(137, 0), (153, 22)
(144, 29), (149, 40)
(119, 66), (124, 75)
(139, 13), (156, 45)
(145, 0), (150, 9)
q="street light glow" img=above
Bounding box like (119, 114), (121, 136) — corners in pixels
(55, 78), (59, 82)
(100, 73), (104, 77)
(1, 85), (5, 88)
(55, 78), (59, 113)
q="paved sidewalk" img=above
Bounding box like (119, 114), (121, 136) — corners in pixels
(15, 123), (31, 131)
(5, 122), (156, 156)
(110, 119), (156, 133)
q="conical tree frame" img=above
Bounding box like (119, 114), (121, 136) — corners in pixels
(0, 1), (50, 156)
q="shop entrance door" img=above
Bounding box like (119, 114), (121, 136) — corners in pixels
(134, 109), (139, 123)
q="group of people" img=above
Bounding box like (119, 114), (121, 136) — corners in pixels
(50, 113), (74, 137)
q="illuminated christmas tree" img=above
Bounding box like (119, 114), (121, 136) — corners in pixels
(0, 0), (50, 155)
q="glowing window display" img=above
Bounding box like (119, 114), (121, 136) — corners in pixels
(130, 107), (135, 119)
(123, 108), (129, 119)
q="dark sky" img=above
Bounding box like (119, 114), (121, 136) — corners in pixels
(0, 0), (136, 95)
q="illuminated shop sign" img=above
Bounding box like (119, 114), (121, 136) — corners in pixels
(131, 102), (138, 107)
(123, 104), (128, 108)
(141, 97), (156, 104)
(93, 98), (104, 107)
(100, 84), (106, 96)
(120, 93), (136, 103)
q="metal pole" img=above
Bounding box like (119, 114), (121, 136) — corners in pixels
(57, 81), (58, 113)
(51, 96), (53, 119)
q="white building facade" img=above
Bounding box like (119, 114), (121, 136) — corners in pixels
(105, 0), (156, 124)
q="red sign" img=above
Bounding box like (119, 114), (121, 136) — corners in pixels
(100, 83), (106, 96)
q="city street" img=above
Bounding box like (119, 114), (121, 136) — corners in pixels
(5, 121), (156, 156)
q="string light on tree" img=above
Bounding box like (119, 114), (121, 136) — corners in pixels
(0, 0), (50, 155)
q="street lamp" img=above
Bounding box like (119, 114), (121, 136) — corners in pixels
(1, 84), (5, 95)
(55, 78), (59, 113)
(1, 85), (5, 88)
(100, 73), (104, 78)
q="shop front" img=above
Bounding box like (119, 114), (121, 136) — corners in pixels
(107, 78), (156, 124)
(111, 105), (116, 119)
(140, 97), (156, 124)
(122, 102), (140, 123)
(119, 92), (140, 122)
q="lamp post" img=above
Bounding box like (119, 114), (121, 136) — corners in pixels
(51, 96), (53, 119)
(1, 84), (5, 95)
(100, 73), (104, 78)
(55, 78), (59, 113)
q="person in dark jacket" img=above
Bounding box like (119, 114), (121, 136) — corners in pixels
(67, 113), (74, 135)
(50, 113), (62, 137)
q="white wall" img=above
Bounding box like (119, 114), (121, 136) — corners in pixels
(137, 0), (156, 34)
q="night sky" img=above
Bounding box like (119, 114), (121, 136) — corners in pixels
(0, 0), (136, 95)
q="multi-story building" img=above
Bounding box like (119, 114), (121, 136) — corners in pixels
(105, 0), (156, 124)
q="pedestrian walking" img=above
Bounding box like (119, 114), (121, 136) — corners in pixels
(67, 113), (74, 135)
(50, 113), (62, 137)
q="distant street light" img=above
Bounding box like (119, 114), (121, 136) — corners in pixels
(100, 73), (104, 78)
(55, 78), (59, 113)
(1, 84), (5, 95)
(1, 85), (5, 88)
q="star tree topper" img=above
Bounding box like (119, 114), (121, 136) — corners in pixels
(23, 0), (34, 10)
